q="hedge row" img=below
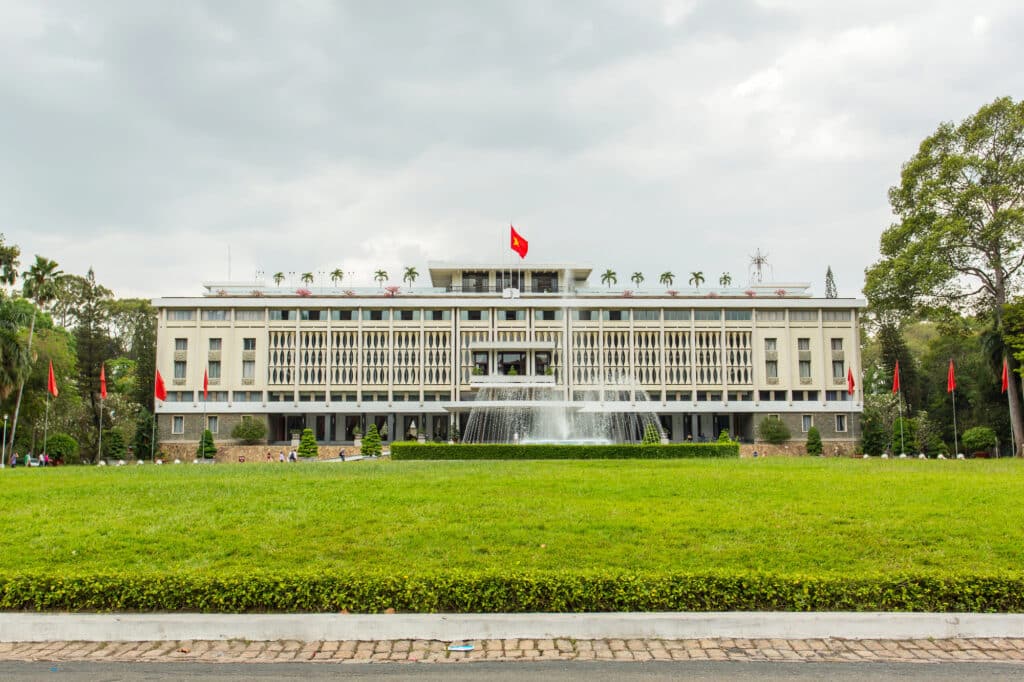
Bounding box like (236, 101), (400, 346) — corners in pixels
(2, 573), (1022, 613)
(390, 442), (739, 460)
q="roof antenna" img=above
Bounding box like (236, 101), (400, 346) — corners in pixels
(749, 248), (771, 284)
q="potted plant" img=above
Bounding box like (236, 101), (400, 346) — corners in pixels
(352, 424), (363, 447)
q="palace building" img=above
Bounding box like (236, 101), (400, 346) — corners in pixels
(153, 263), (864, 447)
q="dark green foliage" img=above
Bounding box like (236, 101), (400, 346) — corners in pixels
(805, 426), (822, 456)
(133, 408), (157, 461)
(892, 417), (919, 454)
(825, 266), (837, 298)
(962, 426), (997, 453)
(102, 429), (126, 460)
(361, 423), (382, 457)
(196, 429), (217, 459)
(390, 443), (738, 460)
(1, 573), (1022, 613)
(641, 423), (659, 445)
(231, 417), (267, 444)
(297, 427), (318, 458)
(878, 323), (922, 412)
(757, 416), (791, 444)
(44, 433), (79, 464)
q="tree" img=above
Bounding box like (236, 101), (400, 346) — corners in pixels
(825, 266), (838, 298)
(361, 423), (382, 456)
(757, 416), (791, 444)
(297, 427), (319, 457)
(273, 272), (285, 287)
(196, 428), (217, 458)
(864, 97), (1024, 454)
(232, 417), (268, 444)
(106, 299), (156, 408)
(0, 297), (30, 400)
(877, 322), (922, 412)
(102, 428), (126, 460)
(71, 269), (114, 461)
(717, 429), (732, 443)
(631, 272), (644, 287)
(719, 272), (732, 287)
(689, 271), (704, 289)
(0, 233), (20, 291)
(403, 267), (419, 288)
(9, 255), (63, 455)
(962, 425), (997, 453)
(44, 432), (79, 464)
(330, 268), (344, 287)
(374, 269), (388, 288)
(600, 269), (617, 288)
(805, 426), (823, 455)
(133, 407), (157, 461)
(300, 272), (314, 286)
(659, 271), (674, 287)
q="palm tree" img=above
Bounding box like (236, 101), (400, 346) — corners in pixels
(9, 256), (63, 454)
(403, 266), (419, 288)
(374, 269), (388, 288)
(689, 271), (705, 289)
(273, 272), (284, 287)
(0, 235), (20, 291)
(659, 271), (675, 287)
(631, 272), (645, 288)
(0, 298), (30, 400)
(600, 269), (617, 288)
(719, 272), (732, 287)
(300, 272), (314, 286)
(330, 269), (344, 287)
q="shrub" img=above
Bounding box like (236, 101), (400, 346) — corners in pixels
(641, 423), (660, 445)
(196, 429), (217, 459)
(102, 429), (127, 460)
(133, 408), (157, 461)
(390, 443), (738, 460)
(757, 417), (790, 444)
(297, 428), (319, 458)
(962, 426), (997, 453)
(717, 429), (732, 443)
(232, 417), (268, 444)
(805, 426), (823, 456)
(361, 424), (382, 457)
(44, 433), (79, 464)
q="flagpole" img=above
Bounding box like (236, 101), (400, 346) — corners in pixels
(97, 397), (103, 462)
(43, 391), (49, 459)
(896, 392), (905, 456)
(151, 397), (156, 462)
(952, 388), (960, 455)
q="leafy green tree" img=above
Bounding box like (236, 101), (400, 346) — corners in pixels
(71, 269), (115, 461)
(0, 296), (30, 401)
(102, 428), (126, 460)
(0, 233), (20, 290)
(891, 417), (919, 454)
(641, 422), (659, 444)
(860, 393), (900, 454)
(877, 322), (922, 411)
(273, 272), (285, 286)
(689, 271), (704, 289)
(631, 272), (644, 287)
(106, 298), (156, 408)
(659, 271), (674, 287)
(300, 272), (314, 286)
(719, 272), (732, 287)
(962, 426), (997, 453)
(913, 410), (947, 456)
(361, 423), (382, 456)
(44, 432), (79, 464)
(600, 269), (617, 288)
(133, 407), (157, 461)
(196, 429), (217, 459)
(757, 416), (791, 444)
(374, 269), (388, 288)
(330, 268), (344, 286)
(297, 427), (318, 457)
(864, 97), (1024, 451)
(805, 426), (823, 455)
(403, 267), (419, 288)
(825, 266), (837, 298)
(232, 417), (268, 444)
(717, 429), (732, 443)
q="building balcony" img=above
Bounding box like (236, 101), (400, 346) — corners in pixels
(469, 374), (556, 388)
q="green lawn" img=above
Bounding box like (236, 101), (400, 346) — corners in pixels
(2, 458), (1022, 578)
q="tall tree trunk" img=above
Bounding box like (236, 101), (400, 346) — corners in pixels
(1007, 354), (1024, 457)
(8, 309), (36, 455)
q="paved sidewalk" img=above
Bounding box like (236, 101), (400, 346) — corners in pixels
(2, 638), (1023, 665)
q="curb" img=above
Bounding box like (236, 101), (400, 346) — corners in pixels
(3, 612), (1024, 642)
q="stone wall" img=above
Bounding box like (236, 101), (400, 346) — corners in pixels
(156, 441), (362, 463)
(740, 441), (858, 458)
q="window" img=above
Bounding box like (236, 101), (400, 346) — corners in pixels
(208, 361), (221, 379)
(725, 310), (752, 321)
(801, 415), (813, 432)
(167, 309), (195, 321)
(758, 310), (785, 321)
(242, 360), (255, 379)
(235, 309), (264, 321)
(209, 338), (222, 351)
(793, 390), (819, 401)
(633, 310), (660, 321)
(173, 361), (187, 379)
(363, 309), (389, 321)
(461, 271), (489, 293)
(175, 338), (188, 351)
(461, 310), (487, 321)
(243, 337), (256, 351)
(664, 310), (690, 321)
(766, 360), (778, 379)
(790, 310), (818, 322)
(764, 338), (777, 352)
(232, 391), (262, 402)
(472, 351), (489, 375)
(269, 309), (294, 321)
(530, 271), (558, 293)
(425, 310), (450, 321)
(535, 351), (551, 375)
(201, 310), (229, 321)
(694, 310), (721, 321)
(696, 391), (722, 401)
(823, 310), (851, 321)
(172, 416), (184, 434)
(207, 416), (218, 434)
(836, 415), (847, 432)
(831, 338), (843, 351)
(832, 361), (844, 379)
(300, 309), (324, 321)
(267, 391), (293, 402)
(758, 390), (787, 401)
(200, 391), (227, 402)
(164, 391), (193, 402)
(574, 309), (598, 321)
(331, 310), (355, 321)
(396, 310), (420, 321)
(298, 391), (325, 402)
(799, 360), (811, 379)
(535, 310), (561, 321)
(496, 271), (523, 290)
(797, 338), (810, 351)
(502, 310), (525, 321)
(603, 310), (629, 321)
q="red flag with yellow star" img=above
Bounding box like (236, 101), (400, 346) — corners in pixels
(510, 225), (528, 259)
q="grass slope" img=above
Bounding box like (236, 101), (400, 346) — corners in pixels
(1, 458), (1022, 577)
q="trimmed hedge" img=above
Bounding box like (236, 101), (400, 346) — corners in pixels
(390, 442), (738, 460)
(1, 572), (1022, 613)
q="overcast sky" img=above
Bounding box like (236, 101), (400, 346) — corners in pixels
(3, 0), (1023, 299)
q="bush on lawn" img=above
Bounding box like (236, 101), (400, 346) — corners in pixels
(805, 426), (823, 456)
(297, 428), (319, 458)
(44, 433), (79, 464)
(361, 423), (382, 457)
(196, 429), (217, 459)
(757, 416), (790, 444)
(962, 426), (997, 454)
(231, 418), (268, 444)
(390, 443), (738, 460)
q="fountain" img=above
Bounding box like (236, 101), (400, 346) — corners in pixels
(462, 374), (664, 444)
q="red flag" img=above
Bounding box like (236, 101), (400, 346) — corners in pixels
(100, 363), (107, 400)
(891, 360), (900, 394)
(1002, 358), (1009, 394)
(947, 359), (956, 393)
(847, 367), (856, 395)
(154, 369), (168, 401)
(47, 360), (59, 398)
(510, 225), (528, 259)
(203, 368), (209, 400)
